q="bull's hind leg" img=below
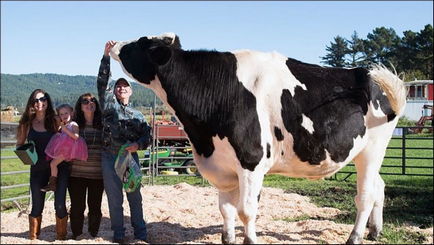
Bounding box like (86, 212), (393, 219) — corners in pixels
(367, 173), (384, 241)
(219, 188), (239, 244)
(347, 150), (386, 244)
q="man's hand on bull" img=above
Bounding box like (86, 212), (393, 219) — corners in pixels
(104, 40), (116, 57)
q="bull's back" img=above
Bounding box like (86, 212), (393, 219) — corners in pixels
(255, 58), (379, 178)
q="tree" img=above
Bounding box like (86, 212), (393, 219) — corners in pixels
(321, 24), (433, 80)
(416, 24), (433, 79)
(396, 30), (419, 73)
(363, 27), (401, 67)
(346, 31), (365, 67)
(320, 36), (349, 67)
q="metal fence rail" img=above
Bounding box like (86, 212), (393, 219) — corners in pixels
(334, 126), (433, 180)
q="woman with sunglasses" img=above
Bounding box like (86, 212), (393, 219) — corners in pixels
(68, 93), (104, 239)
(16, 89), (70, 240)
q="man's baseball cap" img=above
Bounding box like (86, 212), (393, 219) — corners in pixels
(115, 78), (132, 87)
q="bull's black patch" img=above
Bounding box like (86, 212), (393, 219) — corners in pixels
(274, 126), (284, 141)
(266, 143), (271, 158)
(282, 58), (371, 164)
(387, 113), (396, 122)
(370, 79), (396, 121)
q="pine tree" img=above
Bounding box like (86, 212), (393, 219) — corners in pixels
(320, 36), (349, 67)
(346, 31), (365, 67)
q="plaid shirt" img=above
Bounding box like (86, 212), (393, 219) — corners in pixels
(97, 55), (152, 153)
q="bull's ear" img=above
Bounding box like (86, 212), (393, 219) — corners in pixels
(148, 46), (172, 66)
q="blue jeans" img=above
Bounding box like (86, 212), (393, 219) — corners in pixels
(101, 151), (147, 240)
(30, 162), (69, 218)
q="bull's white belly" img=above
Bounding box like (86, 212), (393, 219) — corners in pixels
(267, 129), (367, 179)
(193, 132), (368, 185)
(192, 136), (240, 192)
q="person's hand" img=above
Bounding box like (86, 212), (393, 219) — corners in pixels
(104, 40), (116, 57)
(125, 142), (139, 153)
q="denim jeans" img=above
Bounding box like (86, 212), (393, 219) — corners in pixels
(101, 151), (147, 240)
(29, 162), (69, 218)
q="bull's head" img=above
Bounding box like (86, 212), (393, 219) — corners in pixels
(110, 32), (181, 85)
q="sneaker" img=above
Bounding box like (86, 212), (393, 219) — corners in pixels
(133, 238), (149, 244)
(134, 237), (149, 243)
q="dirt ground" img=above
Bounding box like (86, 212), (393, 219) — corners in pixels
(1, 183), (432, 244)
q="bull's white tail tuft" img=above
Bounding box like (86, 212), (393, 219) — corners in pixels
(369, 64), (407, 117)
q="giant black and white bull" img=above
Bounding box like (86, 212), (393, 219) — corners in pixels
(109, 33), (407, 244)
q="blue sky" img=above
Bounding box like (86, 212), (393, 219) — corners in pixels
(1, 1), (433, 78)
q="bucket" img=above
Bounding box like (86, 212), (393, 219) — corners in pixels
(14, 141), (38, 165)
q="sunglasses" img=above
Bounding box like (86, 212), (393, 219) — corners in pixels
(81, 97), (97, 105)
(34, 96), (47, 103)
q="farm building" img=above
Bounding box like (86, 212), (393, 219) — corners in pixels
(402, 80), (433, 120)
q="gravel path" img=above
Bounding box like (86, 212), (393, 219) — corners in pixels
(1, 183), (432, 244)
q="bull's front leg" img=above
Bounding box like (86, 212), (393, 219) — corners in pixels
(237, 169), (265, 244)
(219, 189), (239, 244)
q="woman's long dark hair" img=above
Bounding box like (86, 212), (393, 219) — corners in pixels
(17, 89), (57, 139)
(73, 93), (103, 130)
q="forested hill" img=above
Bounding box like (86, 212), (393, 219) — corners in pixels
(1, 73), (160, 110)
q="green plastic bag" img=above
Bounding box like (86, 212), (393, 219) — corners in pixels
(14, 140), (38, 165)
(114, 144), (143, 193)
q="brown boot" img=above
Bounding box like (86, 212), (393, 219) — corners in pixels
(41, 176), (57, 192)
(29, 215), (42, 240)
(56, 215), (68, 240)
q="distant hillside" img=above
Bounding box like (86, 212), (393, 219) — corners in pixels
(1, 73), (160, 110)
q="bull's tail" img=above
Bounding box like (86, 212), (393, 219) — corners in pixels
(369, 64), (407, 117)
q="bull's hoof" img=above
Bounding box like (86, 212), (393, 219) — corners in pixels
(221, 232), (235, 244)
(346, 231), (363, 244)
(243, 236), (255, 244)
(367, 230), (382, 241)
